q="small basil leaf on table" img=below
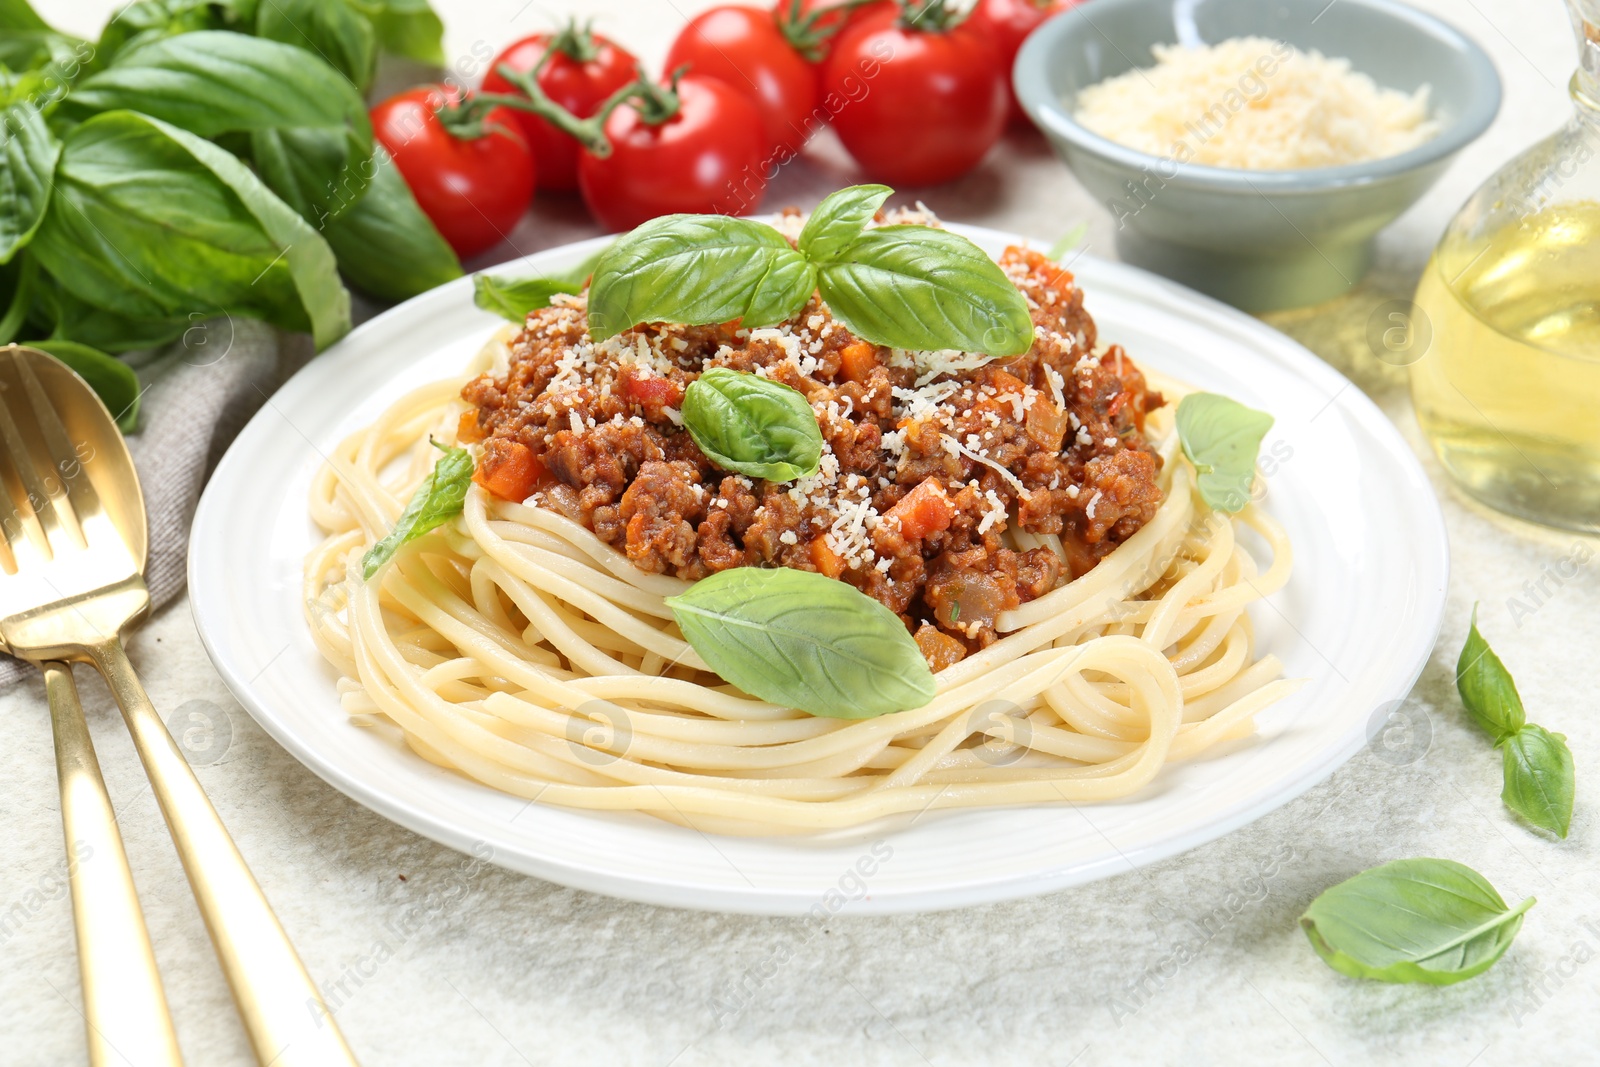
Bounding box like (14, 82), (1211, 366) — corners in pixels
(362, 441), (474, 579)
(26, 339), (141, 431)
(31, 111), (350, 349)
(324, 144), (461, 301)
(1300, 858), (1534, 985)
(1500, 724), (1575, 838)
(473, 247), (606, 323)
(1174, 393), (1274, 513)
(680, 368), (823, 481)
(665, 567), (937, 719)
(1455, 604), (1526, 742)
(798, 183), (891, 262)
(352, 0), (447, 65)
(256, 0), (376, 91)
(814, 225), (1034, 357)
(586, 215), (815, 340)
(0, 97), (60, 264)
(68, 32), (375, 224)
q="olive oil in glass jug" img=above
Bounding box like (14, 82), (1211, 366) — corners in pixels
(1410, 0), (1600, 531)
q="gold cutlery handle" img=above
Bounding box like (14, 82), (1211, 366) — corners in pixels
(86, 640), (359, 1067)
(45, 661), (185, 1067)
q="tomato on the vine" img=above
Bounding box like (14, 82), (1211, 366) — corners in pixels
(823, 4), (1008, 186)
(577, 74), (769, 232)
(965, 0), (1079, 125)
(370, 86), (536, 259)
(480, 24), (639, 192)
(665, 6), (819, 157)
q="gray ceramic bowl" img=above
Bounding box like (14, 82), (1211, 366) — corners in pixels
(1014, 0), (1502, 311)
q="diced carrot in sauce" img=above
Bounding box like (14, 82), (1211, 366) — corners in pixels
(456, 409), (485, 444)
(474, 439), (542, 501)
(1025, 396), (1068, 452)
(989, 369), (1027, 395)
(810, 535), (844, 578)
(914, 623), (966, 673)
(886, 478), (954, 541)
(839, 341), (880, 384)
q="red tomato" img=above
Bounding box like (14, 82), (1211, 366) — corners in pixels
(578, 74), (769, 232)
(772, 0), (896, 63)
(966, 0), (1079, 124)
(823, 10), (1008, 186)
(370, 86), (536, 259)
(665, 6), (819, 157)
(481, 29), (639, 192)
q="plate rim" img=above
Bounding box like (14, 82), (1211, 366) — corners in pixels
(189, 224), (1449, 914)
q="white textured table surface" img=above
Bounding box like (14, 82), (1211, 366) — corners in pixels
(8, 1), (1594, 1064)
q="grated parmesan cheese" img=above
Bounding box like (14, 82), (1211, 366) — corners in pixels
(1074, 37), (1439, 170)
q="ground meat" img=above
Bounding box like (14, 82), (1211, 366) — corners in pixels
(463, 241), (1164, 667)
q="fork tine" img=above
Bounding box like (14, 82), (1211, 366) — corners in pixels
(13, 349), (104, 543)
(0, 358), (72, 562)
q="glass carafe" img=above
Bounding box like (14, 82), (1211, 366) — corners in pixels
(1409, 0), (1600, 532)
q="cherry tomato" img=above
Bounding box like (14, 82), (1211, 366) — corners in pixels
(823, 9), (1008, 186)
(666, 6), (818, 157)
(771, 0), (896, 63)
(481, 28), (638, 192)
(370, 86), (536, 259)
(578, 74), (769, 232)
(965, 0), (1079, 125)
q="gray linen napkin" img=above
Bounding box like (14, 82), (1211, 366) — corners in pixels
(0, 317), (311, 687)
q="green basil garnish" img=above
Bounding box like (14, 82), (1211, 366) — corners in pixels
(1300, 858), (1534, 985)
(666, 567), (936, 719)
(474, 246), (606, 323)
(814, 225), (1035, 357)
(586, 214), (815, 340)
(584, 183), (1033, 357)
(797, 183), (891, 262)
(1500, 724), (1575, 839)
(1456, 605), (1525, 742)
(680, 368), (822, 482)
(362, 441), (474, 580)
(1174, 393), (1274, 513)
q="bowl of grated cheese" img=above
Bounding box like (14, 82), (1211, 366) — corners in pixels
(1013, 0), (1501, 312)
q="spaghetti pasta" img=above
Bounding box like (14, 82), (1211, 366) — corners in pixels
(303, 337), (1299, 836)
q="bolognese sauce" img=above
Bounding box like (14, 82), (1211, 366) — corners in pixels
(462, 227), (1164, 669)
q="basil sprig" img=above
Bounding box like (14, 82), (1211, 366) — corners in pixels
(681, 368), (822, 482)
(474, 246), (608, 323)
(586, 183), (1034, 358)
(1300, 858), (1533, 985)
(362, 441), (474, 580)
(1174, 393), (1274, 513)
(666, 567), (937, 719)
(1457, 607), (1575, 838)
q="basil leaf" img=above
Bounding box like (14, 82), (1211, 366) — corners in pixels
(587, 215), (815, 341)
(29, 270), (189, 353)
(1300, 858), (1534, 985)
(69, 32), (374, 223)
(325, 145), (461, 301)
(351, 0), (445, 64)
(31, 110), (350, 350)
(666, 567), (936, 719)
(256, 0), (376, 91)
(1175, 393), (1274, 513)
(0, 0), (49, 30)
(815, 225), (1034, 357)
(91, 0), (226, 69)
(1046, 222), (1088, 261)
(798, 183), (890, 262)
(1456, 604), (1525, 742)
(362, 441), (474, 579)
(0, 31), (86, 92)
(473, 247), (605, 323)
(1501, 724), (1574, 838)
(681, 368), (822, 482)
(27, 339), (141, 431)
(0, 98), (60, 264)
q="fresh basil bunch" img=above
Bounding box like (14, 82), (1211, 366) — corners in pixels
(0, 0), (458, 425)
(585, 184), (1035, 359)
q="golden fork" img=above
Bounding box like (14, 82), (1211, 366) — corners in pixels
(0, 345), (357, 1066)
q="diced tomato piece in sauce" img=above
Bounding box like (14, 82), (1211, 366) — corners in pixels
(886, 478), (954, 541)
(619, 368), (685, 409)
(456, 409), (485, 444)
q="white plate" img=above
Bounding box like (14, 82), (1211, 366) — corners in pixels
(190, 225), (1447, 915)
